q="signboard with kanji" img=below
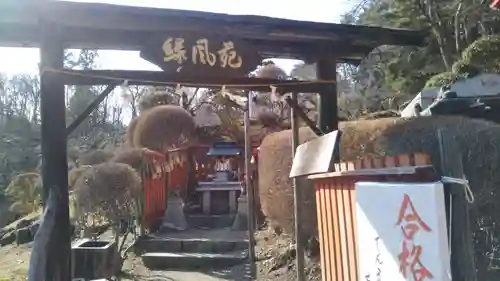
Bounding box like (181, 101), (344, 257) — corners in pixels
(140, 34), (263, 78)
(355, 181), (450, 281)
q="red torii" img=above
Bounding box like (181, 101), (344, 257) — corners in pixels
(492, 0), (500, 9)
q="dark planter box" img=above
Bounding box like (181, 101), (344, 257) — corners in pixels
(71, 239), (118, 280)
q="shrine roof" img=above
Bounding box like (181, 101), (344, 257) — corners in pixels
(0, 0), (427, 60)
(207, 141), (242, 156)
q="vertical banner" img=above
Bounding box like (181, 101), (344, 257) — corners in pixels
(355, 181), (451, 281)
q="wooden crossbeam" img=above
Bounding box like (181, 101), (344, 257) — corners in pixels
(66, 84), (118, 136)
(42, 69), (334, 93)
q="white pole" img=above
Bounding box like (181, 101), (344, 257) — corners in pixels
(291, 92), (305, 281)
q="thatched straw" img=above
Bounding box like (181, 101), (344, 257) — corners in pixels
(132, 105), (196, 151)
(126, 117), (139, 147)
(358, 109), (400, 120)
(258, 116), (500, 242)
(111, 148), (144, 172)
(258, 127), (318, 241)
(68, 165), (92, 189)
(67, 146), (81, 163)
(78, 149), (114, 166)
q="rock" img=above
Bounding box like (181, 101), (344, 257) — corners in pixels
(231, 195), (248, 231)
(0, 230), (16, 246)
(16, 219), (32, 230)
(159, 195), (188, 232)
(0, 228), (10, 238)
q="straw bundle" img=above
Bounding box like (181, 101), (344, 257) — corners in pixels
(111, 148), (145, 172)
(78, 149), (114, 166)
(132, 105), (196, 152)
(68, 165), (92, 189)
(258, 127), (318, 240)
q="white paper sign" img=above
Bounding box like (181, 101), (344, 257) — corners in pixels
(355, 181), (451, 281)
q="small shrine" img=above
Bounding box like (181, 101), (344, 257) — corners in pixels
(196, 141), (243, 215)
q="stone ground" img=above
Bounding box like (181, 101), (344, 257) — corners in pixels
(0, 226), (320, 281)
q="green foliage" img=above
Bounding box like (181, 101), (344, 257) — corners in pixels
(381, 47), (443, 94)
(451, 60), (480, 77)
(424, 72), (464, 88)
(425, 35), (500, 88)
(461, 35), (500, 73)
(342, 0), (500, 100)
(340, 0), (449, 98)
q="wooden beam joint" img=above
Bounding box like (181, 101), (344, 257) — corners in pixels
(285, 96), (323, 136)
(43, 69), (333, 93)
(66, 83), (118, 136)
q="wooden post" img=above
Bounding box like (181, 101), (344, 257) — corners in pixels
(39, 19), (71, 280)
(291, 92), (306, 281)
(244, 91), (256, 262)
(437, 129), (477, 281)
(316, 55), (338, 133)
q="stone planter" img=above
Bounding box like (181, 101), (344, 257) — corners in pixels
(71, 239), (118, 280)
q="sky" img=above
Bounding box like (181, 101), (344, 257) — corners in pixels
(0, 0), (353, 75)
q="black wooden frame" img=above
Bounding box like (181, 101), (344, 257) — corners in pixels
(0, 1), (428, 279)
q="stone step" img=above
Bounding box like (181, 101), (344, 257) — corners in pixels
(136, 236), (248, 254)
(141, 250), (248, 269)
(186, 214), (235, 229)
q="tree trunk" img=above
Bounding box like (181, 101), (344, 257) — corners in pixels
(454, 2), (463, 54)
(418, 0), (455, 69)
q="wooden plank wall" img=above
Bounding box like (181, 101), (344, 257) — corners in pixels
(313, 153), (434, 281)
(143, 175), (166, 231)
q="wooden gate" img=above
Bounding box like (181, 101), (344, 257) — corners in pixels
(307, 153), (439, 281)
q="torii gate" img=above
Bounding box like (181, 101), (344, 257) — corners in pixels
(0, 0), (427, 280)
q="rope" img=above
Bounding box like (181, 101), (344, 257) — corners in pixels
(441, 176), (475, 204)
(41, 67), (336, 88)
(440, 175), (475, 279)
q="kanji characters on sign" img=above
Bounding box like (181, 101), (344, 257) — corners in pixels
(396, 194), (434, 281)
(162, 37), (243, 69)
